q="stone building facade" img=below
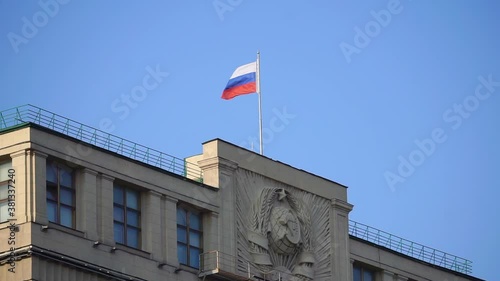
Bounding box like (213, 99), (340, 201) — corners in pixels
(0, 105), (482, 281)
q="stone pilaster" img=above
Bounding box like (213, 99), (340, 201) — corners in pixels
(198, 157), (238, 271)
(13, 150), (49, 224)
(330, 198), (353, 281)
(143, 190), (162, 259)
(77, 168), (98, 240)
(383, 270), (396, 281)
(203, 211), (219, 252)
(164, 195), (178, 265)
(10, 150), (29, 224)
(98, 174), (114, 245)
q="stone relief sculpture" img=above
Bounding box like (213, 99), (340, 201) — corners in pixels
(248, 187), (315, 280)
(236, 170), (332, 281)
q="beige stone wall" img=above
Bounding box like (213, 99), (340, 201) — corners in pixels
(350, 237), (478, 281)
(0, 127), (481, 281)
(193, 139), (353, 281)
(0, 256), (32, 281)
(0, 126), (218, 281)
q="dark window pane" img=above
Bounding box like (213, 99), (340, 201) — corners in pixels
(0, 202), (8, 222)
(189, 247), (200, 268)
(60, 169), (73, 188)
(177, 208), (186, 226)
(114, 222), (124, 244)
(113, 186), (124, 204)
(60, 188), (74, 206)
(0, 184), (8, 199)
(177, 243), (187, 264)
(126, 189), (139, 210)
(60, 206), (73, 227)
(189, 231), (201, 248)
(46, 185), (57, 201)
(127, 210), (140, 227)
(127, 227), (139, 248)
(114, 206), (124, 222)
(47, 201), (57, 223)
(46, 162), (57, 183)
(177, 227), (187, 243)
(189, 212), (201, 230)
(363, 269), (373, 281)
(0, 161), (12, 182)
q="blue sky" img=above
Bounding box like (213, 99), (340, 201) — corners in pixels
(1, 1), (498, 279)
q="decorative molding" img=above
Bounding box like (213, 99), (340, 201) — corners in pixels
(331, 198), (353, 213)
(383, 270), (395, 281)
(99, 173), (115, 182)
(148, 189), (163, 198)
(395, 274), (409, 281)
(198, 157), (238, 172)
(81, 167), (98, 176)
(163, 195), (178, 204)
(10, 149), (29, 159)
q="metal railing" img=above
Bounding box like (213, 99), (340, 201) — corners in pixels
(349, 220), (472, 275)
(0, 104), (203, 181)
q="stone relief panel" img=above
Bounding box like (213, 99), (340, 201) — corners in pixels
(235, 169), (332, 281)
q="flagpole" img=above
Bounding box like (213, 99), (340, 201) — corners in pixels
(256, 51), (263, 155)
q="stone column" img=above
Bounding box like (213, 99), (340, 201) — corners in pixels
(198, 157), (238, 272)
(203, 211), (219, 253)
(143, 190), (162, 259)
(10, 150), (29, 224)
(330, 198), (353, 281)
(98, 174), (114, 245)
(13, 150), (49, 224)
(201, 211), (219, 271)
(76, 168), (98, 241)
(164, 195), (178, 265)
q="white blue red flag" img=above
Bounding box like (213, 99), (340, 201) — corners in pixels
(221, 62), (257, 100)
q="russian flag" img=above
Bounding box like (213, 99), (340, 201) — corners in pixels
(221, 62), (257, 100)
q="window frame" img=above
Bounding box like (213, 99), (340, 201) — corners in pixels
(113, 183), (141, 249)
(353, 263), (375, 281)
(46, 160), (75, 228)
(0, 160), (12, 223)
(177, 205), (203, 269)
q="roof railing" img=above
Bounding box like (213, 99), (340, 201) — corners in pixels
(0, 105), (474, 276)
(349, 220), (472, 275)
(0, 104), (203, 181)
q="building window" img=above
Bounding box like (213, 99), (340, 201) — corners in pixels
(46, 160), (75, 228)
(177, 206), (202, 269)
(113, 184), (141, 248)
(353, 264), (375, 281)
(0, 160), (12, 223)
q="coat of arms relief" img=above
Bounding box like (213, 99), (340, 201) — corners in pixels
(247, 187), (315, 281)
(236, 170), (333, 281)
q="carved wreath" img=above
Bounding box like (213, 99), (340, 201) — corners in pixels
(248, 187), (315, 280)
